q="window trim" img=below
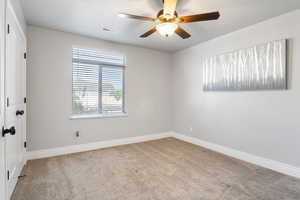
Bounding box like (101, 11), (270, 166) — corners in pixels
(71, 46), (127, 119)
(70, 112), (128, 120)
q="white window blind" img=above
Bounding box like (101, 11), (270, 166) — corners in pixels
(72, 48), (125, 116)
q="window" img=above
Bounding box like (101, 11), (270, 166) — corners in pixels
(72, 48), (125, 117)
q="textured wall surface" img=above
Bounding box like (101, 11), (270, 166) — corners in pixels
(27, 25), (172, 151)
(172, 9), (300, 167)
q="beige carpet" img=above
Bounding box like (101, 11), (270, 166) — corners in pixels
(12, 138), (300, 200)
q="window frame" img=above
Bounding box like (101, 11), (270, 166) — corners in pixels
(71, 47), (127, 119)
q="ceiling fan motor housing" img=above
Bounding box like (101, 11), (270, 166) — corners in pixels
(157, 9), (178, 22)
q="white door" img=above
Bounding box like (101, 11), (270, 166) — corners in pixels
(0, 0), (7, 199)
(4, 5), (26, 198)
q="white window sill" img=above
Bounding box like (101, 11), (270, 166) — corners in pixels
(70, 113), (128, 120)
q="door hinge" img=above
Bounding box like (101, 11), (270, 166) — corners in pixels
(18, 175), (26, 179)
(24, 97), (27, 104)
(7, 170), (10, 180)
(6, 97), (9, 107)
(7, 24), (10, 34)
(24, 52), (27, 59)
(24, 141), (27, 148)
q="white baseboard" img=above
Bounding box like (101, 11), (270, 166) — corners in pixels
(26, 131), (300, 179)
(172, 132), (300, 179)
(26, 132), (173, 160)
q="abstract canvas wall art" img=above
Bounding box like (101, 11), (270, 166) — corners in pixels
(203, 39), (287, 91)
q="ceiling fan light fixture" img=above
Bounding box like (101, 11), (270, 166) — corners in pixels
(156, 22), (178, 37)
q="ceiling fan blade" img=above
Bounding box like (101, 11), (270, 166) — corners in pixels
(163, 0), (177, 18)
(140, 27), (157, 38)
(118, 13), (156, 22)
(175, 26), (191, 39)
(177, 11), (220, 23)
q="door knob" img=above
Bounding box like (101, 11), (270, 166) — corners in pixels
(16, 110), (25, 116)
(2, 126), (16, 137)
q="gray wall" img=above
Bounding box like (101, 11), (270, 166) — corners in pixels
(27, 9), (300, 169)
(27, 25), (172, 151)
(172, 9), (300, 168)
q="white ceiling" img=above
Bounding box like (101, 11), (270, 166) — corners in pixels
(22, 0), (300, 52)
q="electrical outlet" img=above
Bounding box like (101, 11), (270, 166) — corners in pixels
(75, 131), (80, 138)
(189, 127), (193, 132)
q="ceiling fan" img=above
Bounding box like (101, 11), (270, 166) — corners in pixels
(118, 0), (220, 39)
